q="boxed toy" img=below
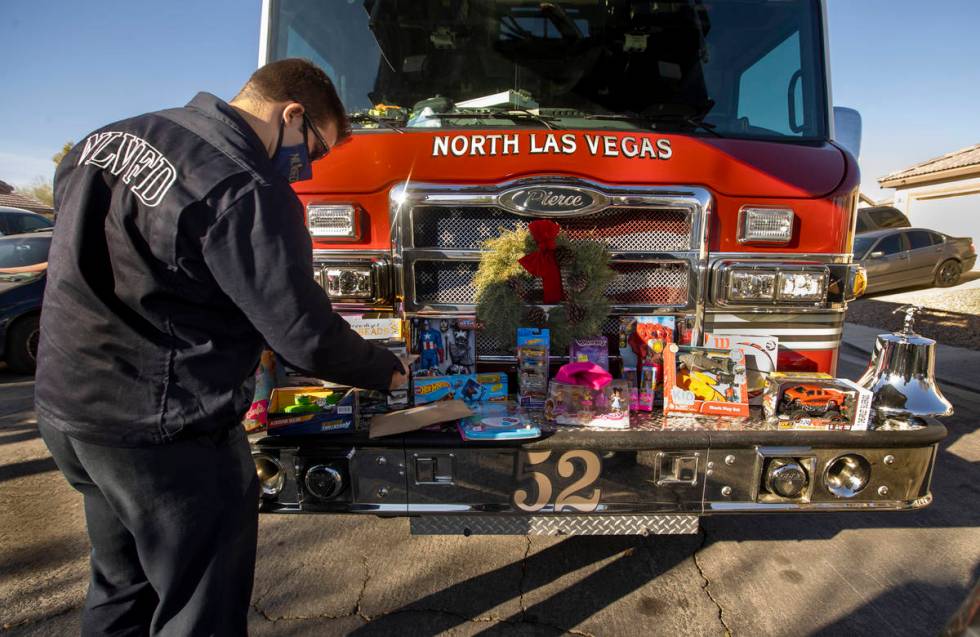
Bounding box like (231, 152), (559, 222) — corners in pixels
(458, 402), (542, 441)
(267, 386), (358, 435)
(544, 379), (630, 429)
(763, 372), (872, 431)
(385, 340), (411, 410)
(704, 334), (778, 405)
(618, 316), (674, 410)
(413, 373), (508, 405)
(569, 336), (610, 370)
(517, 327), (550, 408)
(411, 317), (477, 377)
(664, 344), (749, 417)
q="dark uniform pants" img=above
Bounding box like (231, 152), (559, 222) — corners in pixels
(39, 417), (259, 636)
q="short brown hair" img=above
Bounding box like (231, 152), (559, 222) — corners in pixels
(240, 58), (350, 141)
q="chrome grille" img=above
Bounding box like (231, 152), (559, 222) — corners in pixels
(412, 259), (688, 308)
(476, 316), (623, 357)
(413, 260), (479, 306)
(411, 206), (691, 252)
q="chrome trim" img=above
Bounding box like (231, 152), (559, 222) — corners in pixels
(498, 184), (610, 217)
(710, 252), (853, 264)
(258, 0), (272, 66)
(391, 178), (712, 316)
(703, 494), (932, 513)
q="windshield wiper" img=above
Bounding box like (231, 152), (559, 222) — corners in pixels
(584, 113), (724, 138)
(423, 110), (559, 130)
(348, 112), (406, 133)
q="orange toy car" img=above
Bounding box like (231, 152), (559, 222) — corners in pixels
(780, 385), (849, 417)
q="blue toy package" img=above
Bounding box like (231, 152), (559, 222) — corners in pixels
(413, 372), (508, 405)
(458, 403), (541, 441)
(517, 327), (550, 408)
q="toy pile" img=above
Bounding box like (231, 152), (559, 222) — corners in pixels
(246, 307), (894, 438)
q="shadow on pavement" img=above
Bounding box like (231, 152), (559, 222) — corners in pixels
(812, 562), (980, 637)
(349, 534), (700, 636)
(846, 299), (980, 351)
(0, 456), (58, 483)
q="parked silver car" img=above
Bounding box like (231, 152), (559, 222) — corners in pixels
(854, 228), (976, 294)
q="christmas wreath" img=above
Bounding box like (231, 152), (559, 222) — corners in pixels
(474, 220), (615, 352)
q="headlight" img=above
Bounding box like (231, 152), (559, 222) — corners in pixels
(777, 271), (827, 301)
(738, 207), (795, 244)
(717, 262), (829, 306)
(307, 204), (360, 240)
(728, 271), (776, 301)
(322, 266), (374, 299)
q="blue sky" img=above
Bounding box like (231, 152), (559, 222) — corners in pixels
(1, 0), (978, 201)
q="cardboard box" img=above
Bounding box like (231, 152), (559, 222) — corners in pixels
(267, 386), (358, 435)
(412, 373), (508, 405)
(569, 337), (610, 370)
(664, 344), (749, 418)
(704, 334), (779, 405)
(342, 315), (404, 341)
(369, 400), (473, 438)
(763, 372), (872, 431)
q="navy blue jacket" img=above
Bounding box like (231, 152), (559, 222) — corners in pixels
(36, 92), (399, 446)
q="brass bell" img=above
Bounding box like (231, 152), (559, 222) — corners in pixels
(858, 306), (953, 425)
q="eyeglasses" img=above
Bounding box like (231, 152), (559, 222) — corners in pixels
(302, 112), (331, 162)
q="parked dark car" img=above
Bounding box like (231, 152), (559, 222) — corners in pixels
(0, 206), (54, 236)
(856, 205), (911, 233)
(854, 227), (976, 294)
(0, 230), (51, 373)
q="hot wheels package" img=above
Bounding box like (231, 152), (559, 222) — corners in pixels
(517, 327), (550, 408)
(762, 372), (872, 431)
(664, 344), (749, 417)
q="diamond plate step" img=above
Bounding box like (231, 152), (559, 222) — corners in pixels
(410, 515), (699, 536)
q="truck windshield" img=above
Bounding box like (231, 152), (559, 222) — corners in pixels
(267, 0), (827, 141)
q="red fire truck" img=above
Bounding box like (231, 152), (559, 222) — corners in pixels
(251, 0), (943, 536)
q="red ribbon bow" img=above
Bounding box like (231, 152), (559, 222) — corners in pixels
(519, 220), (564, 304)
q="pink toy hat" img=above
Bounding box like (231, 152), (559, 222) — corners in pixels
(554, 362), (612, 391)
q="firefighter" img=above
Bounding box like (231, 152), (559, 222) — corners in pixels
(34, 59), (408, 635)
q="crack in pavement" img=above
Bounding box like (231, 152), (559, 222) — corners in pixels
(250, 542), (593, 636)
(518, 535), (532, 620)
(353, 553), (371, 622)
(692, 527), (734, 637)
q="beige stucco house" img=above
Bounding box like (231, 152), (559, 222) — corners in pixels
(878, 144), (980, 250)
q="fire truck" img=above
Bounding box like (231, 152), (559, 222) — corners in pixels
(251, 0), (944, 536)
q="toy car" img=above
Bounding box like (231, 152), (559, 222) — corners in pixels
(780, 385), (849, 418)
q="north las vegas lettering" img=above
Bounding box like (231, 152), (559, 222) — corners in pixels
(432, 133), (672, 159)
(77, 132), (177, 207)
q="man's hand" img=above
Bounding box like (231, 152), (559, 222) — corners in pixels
(390, 354), (417, 390)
